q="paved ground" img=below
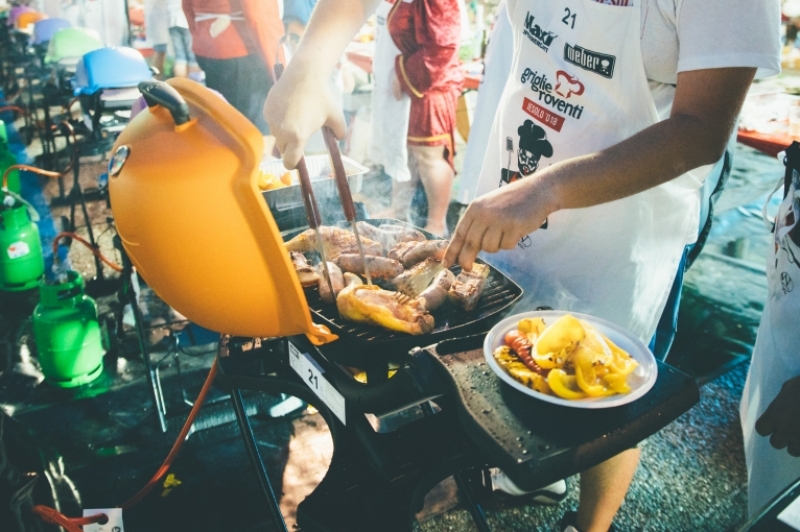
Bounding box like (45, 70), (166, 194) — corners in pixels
(0, 107), (789, 532)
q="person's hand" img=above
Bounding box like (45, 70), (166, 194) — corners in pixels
(391, 71), (404, 101)
(755, 375), (800, 457)
(263, 63), (347, 169)
(443, 176), (558, 271)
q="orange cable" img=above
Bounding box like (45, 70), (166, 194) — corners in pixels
(2, 163), (61, 190)
(33, 361), (219, 528)
(52, 231), (123, 273)
(0, 105), (26, 117)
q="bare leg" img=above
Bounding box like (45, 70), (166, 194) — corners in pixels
(173, 60), (188, 78)
(408, 144), (453, 236)
(577, 448), (640, 532)
(152, 51), (167, 79)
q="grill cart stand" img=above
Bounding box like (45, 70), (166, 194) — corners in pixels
(217, 332), (699, 532)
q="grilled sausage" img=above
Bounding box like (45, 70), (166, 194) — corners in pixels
(418, 270), (455, 311)
(388, 240), (448, 268)
(335, 254), (404, 280)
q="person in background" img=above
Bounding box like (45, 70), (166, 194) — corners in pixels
(377, 0), (462, 237)
(740, 165), (800, 517)
(264, 0), (780, 529)
(144, 0), (170, 76)
(457, 1), (512, 206)
(283, 0), (317, 38)
(167, 0), (201, 79)
(182, 0), (284, 133)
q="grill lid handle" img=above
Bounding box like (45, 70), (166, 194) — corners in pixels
(138, 80), (190, 126)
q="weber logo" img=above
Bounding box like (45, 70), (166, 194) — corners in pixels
(564, 43), (615, 79)
(524, 12), (557, 52)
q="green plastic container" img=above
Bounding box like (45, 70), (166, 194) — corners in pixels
(0, 204), (44, 291)
(33, 271), (105, 388)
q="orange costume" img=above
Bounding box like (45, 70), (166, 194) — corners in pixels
(387, 0), (463, 167)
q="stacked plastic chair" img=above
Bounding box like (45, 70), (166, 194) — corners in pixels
(71, 47), (154, 154)
(32, 18), (71, 55)
(44, 27), (103, 83)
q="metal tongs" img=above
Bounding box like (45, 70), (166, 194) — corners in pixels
(274, 64), (372, 311)
(322, 127), (373, 285)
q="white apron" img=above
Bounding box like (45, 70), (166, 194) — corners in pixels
(475, 0), (701, 341)
(369, 0), (411, 182)
(740, 171), (800, 517)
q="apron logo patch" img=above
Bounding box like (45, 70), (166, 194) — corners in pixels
(524, 13), (558, 52)
(781, 271), (794, 294)
(500, 119), (554, 187)
(523, 97), (564, 131)
(564, 43), (616, 78)
(520, 68), (585, 130)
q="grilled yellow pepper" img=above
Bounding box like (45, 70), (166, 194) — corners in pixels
(547, 369), (587, 400)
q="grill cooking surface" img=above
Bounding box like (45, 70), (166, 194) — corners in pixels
(286, 219), (523, 355)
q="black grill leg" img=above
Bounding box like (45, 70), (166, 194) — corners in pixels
(231, 388), (289, 532)
(419, 402), (492, 532)
(453, 471), (492, 532)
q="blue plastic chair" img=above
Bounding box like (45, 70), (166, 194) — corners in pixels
(72, 47), (153, 147)
(32, 18), (71, 46)
(72, 47), (153, 96)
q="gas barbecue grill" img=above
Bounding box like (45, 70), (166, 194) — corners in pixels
(109, 79), (701, 532)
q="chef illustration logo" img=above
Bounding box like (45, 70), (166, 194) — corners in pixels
(521, 68), (585, 132)
(500, 120), (553, 187)
(564, 43), (616, 79)
(781, 271), (794, 294)
(524, 12), (557, 52)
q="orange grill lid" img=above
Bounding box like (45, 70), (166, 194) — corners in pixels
(109, 79), (331, 341)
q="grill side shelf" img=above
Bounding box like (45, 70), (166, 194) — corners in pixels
(422, 343), (700, 493)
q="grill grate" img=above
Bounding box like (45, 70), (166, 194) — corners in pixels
(285, 219), (523, 354)
(306, 263), (519, 345)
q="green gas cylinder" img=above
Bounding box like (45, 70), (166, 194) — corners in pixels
(0, 204), (44, 291)
(0, 133), (21, 195)
(33, 271), (105, 388)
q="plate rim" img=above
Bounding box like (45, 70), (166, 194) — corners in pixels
(483, 310), (658, 409)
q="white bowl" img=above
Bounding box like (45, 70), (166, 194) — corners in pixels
(483, 310), (657, 409)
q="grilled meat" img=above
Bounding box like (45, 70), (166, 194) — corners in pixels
(335, 253), (404, 280)
(418, 269), (455, 311)
(388, 239), (448, 268)
(448, 263), (490, 311)
(317, 261), (344, 304)
(285, 226), (383, 259)
(290, 252), (319, 287)
(336, 273), (434, 335)
(356, 221), (426, 250)
(392, 258), (444, 297)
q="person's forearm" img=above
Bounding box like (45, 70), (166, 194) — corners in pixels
(287, 0), (381, 80)
(538, 67), (755, 212)
(537, 113), (727, 212)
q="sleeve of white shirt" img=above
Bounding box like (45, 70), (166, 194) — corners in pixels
(676, 0), (781, 79)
